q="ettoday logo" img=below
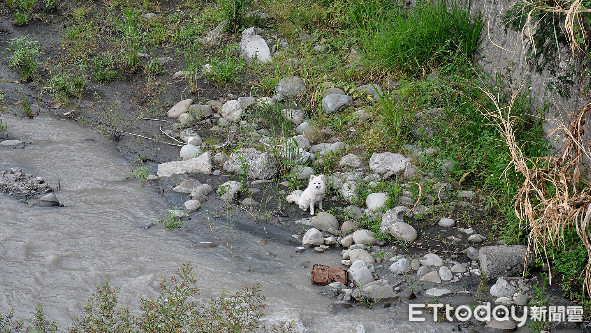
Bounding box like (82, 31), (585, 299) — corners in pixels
(408, 303), (583, 326)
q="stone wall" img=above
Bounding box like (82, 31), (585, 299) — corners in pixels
(471, 0), (587, 150)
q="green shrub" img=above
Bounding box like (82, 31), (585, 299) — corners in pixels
(44, 68), (87, 103)
(221, 0), (251, 32)
(351, 0), (483, 74)
(206, 57), (245, 85)
(7, 35), (42, 80)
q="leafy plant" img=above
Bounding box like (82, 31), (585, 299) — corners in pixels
(206, 57), (244, 85)
(7, 35), (42, 80)
(44, 67), (87, 104)
(158, 211), (185, 230)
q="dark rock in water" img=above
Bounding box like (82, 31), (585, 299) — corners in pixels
(0, 168), (58, 204)
(33, 192), (62, 207)
(311, 264), (348, 285)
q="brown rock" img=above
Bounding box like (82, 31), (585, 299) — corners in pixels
(311, 264), (348, 285)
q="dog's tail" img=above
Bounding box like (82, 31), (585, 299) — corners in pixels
(286, 190), (303, 204)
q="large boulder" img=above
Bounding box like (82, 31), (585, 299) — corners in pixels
(157, 152), (212, 177)
(239, 27), (272, 63)
(479, 245), (529, 280)
(223, 148), (277, 180)
(369, 152), (408, 178)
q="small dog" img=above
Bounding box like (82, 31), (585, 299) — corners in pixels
(286, 175), (326, 215)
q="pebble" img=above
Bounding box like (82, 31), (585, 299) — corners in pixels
(468, 234), (486, 243)
(419, 271), (442, 284)
(439, 266), (453, 281)
(419, 253), (443, 267)
(425, 288), (452, 297)
(438, 217), (455, 227)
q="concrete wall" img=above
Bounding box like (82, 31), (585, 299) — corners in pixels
(471, 0), (587, 150)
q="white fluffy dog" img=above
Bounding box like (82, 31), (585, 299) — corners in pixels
(286, 175), (326, 215)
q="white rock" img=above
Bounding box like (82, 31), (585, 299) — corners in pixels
(425, 288), (451, 297)
(167, 99), (193, 118)
(366, 192), (388, 211)
(302, 228), (324, 246)
(352, 229), (377, 245)
(348, 260), (375, 286)
(157, 152), (212, 177)
(420, 253), (444, 267)
(369, 152), (408, 177)
(339, 154), (362, 168)
(239, 27), (272, 63)
(439, 266), (453, 281)
(420, 271), (442, 283)
(221, 100), (243, 121)
(389, 258), (411, 275)
(389, 222), (417, 242)
(183, 199), (201, 212)
(180, 144), (201, 160)
(438, 217), (455, 227)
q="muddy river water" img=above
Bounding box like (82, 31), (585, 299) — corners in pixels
(0, 114), (452, 332)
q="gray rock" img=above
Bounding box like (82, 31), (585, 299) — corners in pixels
(324, 236), (337, 245)
(490, 277), (516, 297)
(302, 228), (324, 246)
(178, 112), (194, 125)
(417, 266), (431, 278)
(291, 165), (314, 180)
(411, 259), (421, 270)
(183, 199), (201, 212)
(420, 271), (442, 283)
(281, 109), (305, 125)
(180, 129), (202, 145)
(348, 260), (375, 286)
(212, 152), (228, 165)
(239, 27), (272, 63)
(221, 100), (243, 121)
(223, 148), (277, 180)
(389, 222), (417, 242)
(352, 229), (377, 245)
(450, 263), (467, 273)
(438, 217), (455, 227)
(468, 234), (486, 243)
(341, 220), (358, 233)
(485, 319), (517, 331)
(276, 76), (306, 98)
(344, 206), (364, 220)
(238, 96), (256, 109)
(346, 249), (375, 264)
(189, 104), (213, 119)
(478, 245), (527, 279)
(339, 181), (358, 203)
(157, 152), (212, 177)
(192, 184), (213, 197)
(420, 253), (443, 267)
(321, 94), (353, 113)
(167, 99), (193, 118)
(495, 296), (512, 304)
(439, 266), (453, 281)
(366, 192), (388, 211)
(353, 280), (396, 301)
(389, 258), (411, 275)
(296, 121), (312, 134)
(291, 135), (311, 150)
(34, 192), (61, 207)
(380, 206), (409, 233)
(217, 181), (241, 202)
(173, 179), (200, 193)
(308, 212), (339, 232)
(369, 152), (408, 177)
(339, 154), (362, 168)
(425, 288), (451, 297)
(0, 139), (22, 146)
(340, 234), (354, 247)
(311, 142), (346, 156)
(466, 247), (479, 261)
(323, 87), (346, 96)
(180, 144), (201, 160)
(356, 84), (383, 100)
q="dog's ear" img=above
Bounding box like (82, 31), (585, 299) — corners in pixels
(309, 175), (315, 182)
(319, 175), (325, 181)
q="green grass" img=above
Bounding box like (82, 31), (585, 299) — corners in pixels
(7, 35), (42, 81)
(351, 0), (482, 74)
(206, 57), (245, 85)
(158, 211), (185, 230)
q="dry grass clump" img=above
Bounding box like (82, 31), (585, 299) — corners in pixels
(484, 88), (591, 296)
